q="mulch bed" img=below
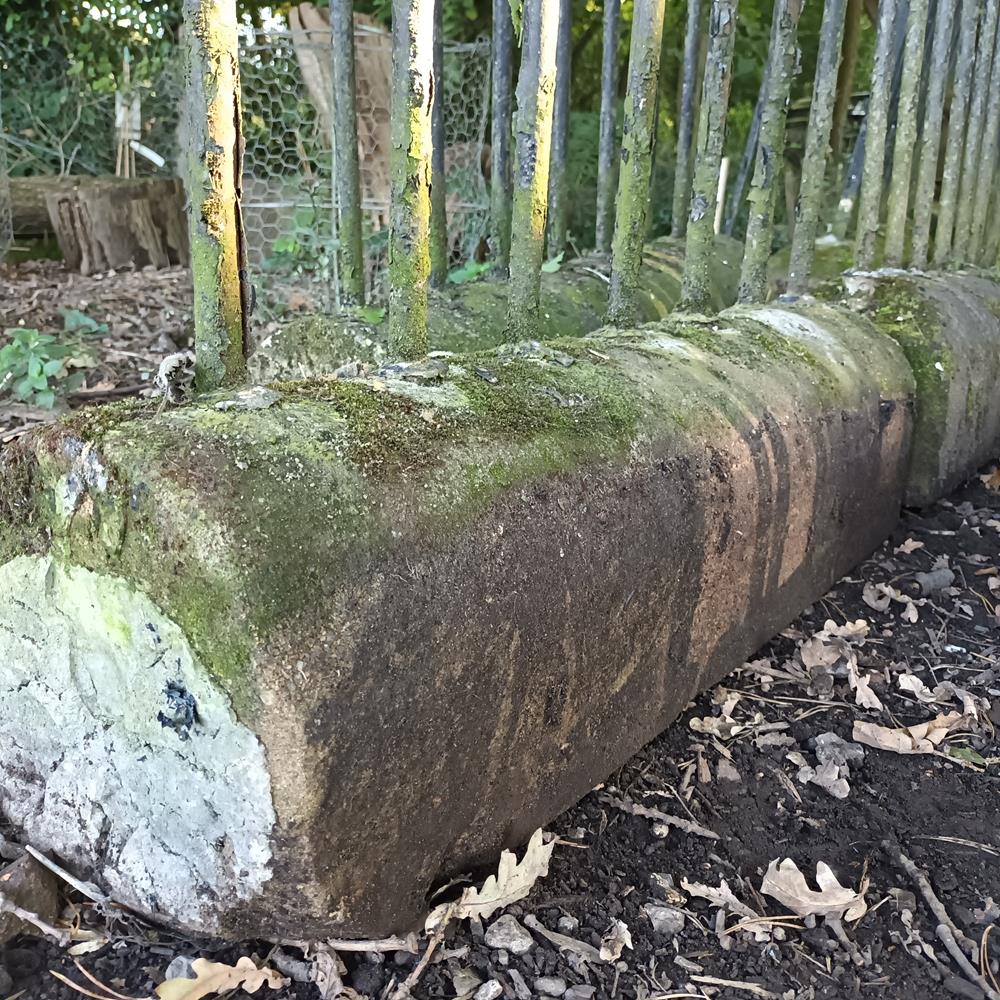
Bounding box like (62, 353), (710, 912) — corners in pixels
(4, 469), (1000, 1000)
(0, 260), (192, 441)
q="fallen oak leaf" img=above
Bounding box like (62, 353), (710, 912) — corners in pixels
(680, 877), (759, 921)
(760, 859), (867, 921)
(155, 957), (288, 999)
(424, 828), (554, 933)
(852, 712), (965, 756)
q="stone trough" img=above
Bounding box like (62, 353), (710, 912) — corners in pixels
(1, 259), (999, 941)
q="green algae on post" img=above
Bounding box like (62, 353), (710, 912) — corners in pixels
(429, 0), (448, 288)
(967, 10), (1000, 263)
(606, 0), (668, 325)
(506, 0), (559, 340)
(330, 0), (366, 305)
(489, 0), (514, 273)
(787, 0), (847, 295)
(952, 0), (999, 263)
(182, 0), (249, 391)
(671, 0), (702, 240)
(594, 0), (622, 254)
(680, 0), (738, 313)
(738, 0), (801, 305)
(934, 0), (980, 266)
(911, 0), (957, 269)
(884, 0), (929, 267)
(546, 0), (572, 259)
(388, 0), (434, 358)
(853, 0), (896, 271)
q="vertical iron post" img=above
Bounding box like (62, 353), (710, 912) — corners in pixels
(787, 0), (847, 295)
(606, 0), (668, 325)
(595, 0), (622, 253)
(680, 0), (738, 311)
(738, 0), (801, 304)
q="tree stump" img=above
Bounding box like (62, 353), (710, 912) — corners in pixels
(45, 177), (189, 274)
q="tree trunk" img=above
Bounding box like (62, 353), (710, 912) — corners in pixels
(934, 0), (980, 265)
(44, 177), (189, 274)
(737, 0), (801, 304)
(884, 0), (930, 266)
(671, 0), (702, 238)
(388, 0), (434, 358)
(787, 0), (847, 295)
(546, 0), (573, 258)
(910, 0), (956, 268)
(680, 0), (738, 311)
(489, 0), (514, 274)
(506, 0), (560, 340)
(594, 0), (622, 253)
(430, 0), (449, 286)
(182, 0), (249, 392)
(330, 0), (366, 305)
(853, 0), (896, 270)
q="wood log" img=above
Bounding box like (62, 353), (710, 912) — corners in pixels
(9, 177), (63, 236)
(44, 177), (189, 275)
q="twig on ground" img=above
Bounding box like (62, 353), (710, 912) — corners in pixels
(913, 835), (1000, 858)
(936, 923), (999, 999)
(321, 935), (419, 954)
(689, 976), (779, 998)
(25, 846), (108, 904)
(72, 961), (148, 1000)
(983, 925), (1000, 996)
(0, 890), (70, 947)
(387, 904), (455, 1000)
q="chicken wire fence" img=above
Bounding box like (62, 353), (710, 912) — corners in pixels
(0, 17), (492, 317)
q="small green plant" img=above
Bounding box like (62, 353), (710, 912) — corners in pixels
(447, 260), (491, 285)
(0, 328), (86, 408)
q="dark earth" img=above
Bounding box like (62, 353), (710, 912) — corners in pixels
(3, 467), (1000, 1000)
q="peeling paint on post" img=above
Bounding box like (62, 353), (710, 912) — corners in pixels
(911, 0), (957, 269)
(506, 0), (559, 340)
(606, 0), (667, 326)
(952, 1), (998, 263)
(884, 0), (930, 267)
(853, 0), (896, 271)
(680, 0), (738, 313)
(737, 0), (801, 304)
(967, 11), (1000, 262)
(671, 0), (702, 239)
(594, 0), (621, 253)
(546, 0), (572, 258)
(934, 0), (981, 266)
(787, 0), (847, 296)
(388, 0), (433, 359)
(330, 0), (366, 306)
(429, 0), (448, 287)
(182, 0), (248, 392)
(489, 0), (513, 274)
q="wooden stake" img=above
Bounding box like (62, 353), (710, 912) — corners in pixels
(671, 0), (702, 239)
(595, 0), (622, 253)
(546, 0), (572, 258)
(489, 0), (514, 273)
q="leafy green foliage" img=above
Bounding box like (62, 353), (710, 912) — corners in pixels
(0, 328), (86, 408)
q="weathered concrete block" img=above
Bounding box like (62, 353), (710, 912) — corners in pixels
(865, 272), (1000, 505)
(0, 300), (914, 939)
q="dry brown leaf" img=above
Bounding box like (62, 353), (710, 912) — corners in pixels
(979, 468), (1000, 491)
(760, 859), (867, 921)
(680, 877), (759, 920)
(155, 957), (288, 999)
(599, 919), (632, 961)
(852, 712), (964, 755)
(894, 538), (925, 555)
(424, 828), (554, 933)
